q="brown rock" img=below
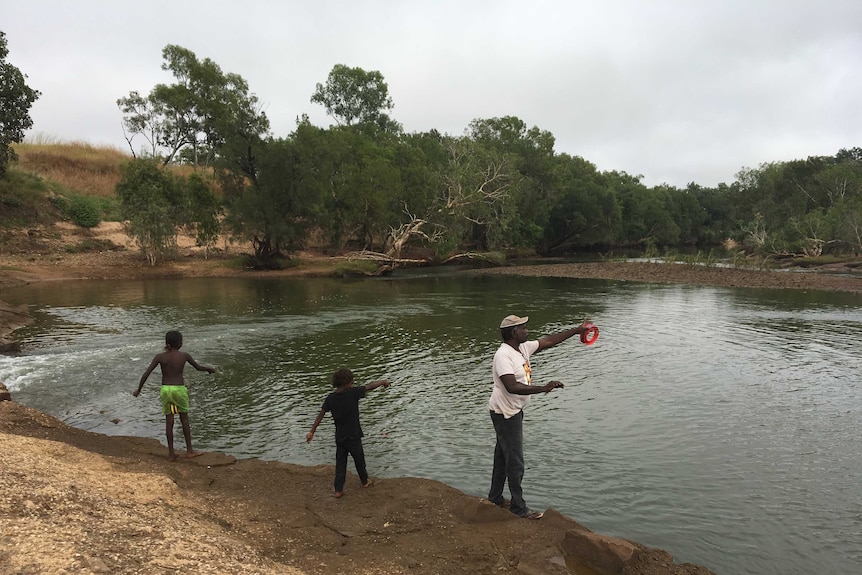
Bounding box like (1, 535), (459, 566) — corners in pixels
(561, 528), (641, 574)
(0, 340), (21, 354)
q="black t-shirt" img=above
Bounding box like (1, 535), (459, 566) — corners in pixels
(322, 385), (367, 443)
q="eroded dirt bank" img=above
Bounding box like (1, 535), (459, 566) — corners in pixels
(1, 401), (714, 575)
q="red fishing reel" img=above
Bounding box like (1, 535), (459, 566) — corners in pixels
(580, 323), (599, 345)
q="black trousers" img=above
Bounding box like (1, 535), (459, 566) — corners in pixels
(334, 436), (368, 492)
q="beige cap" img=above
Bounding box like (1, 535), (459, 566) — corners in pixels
(500, 315), (528, 328)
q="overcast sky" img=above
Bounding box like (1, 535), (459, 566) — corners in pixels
(5, 0), (861, 187)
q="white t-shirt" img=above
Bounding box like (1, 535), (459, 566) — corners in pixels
(488, 340), (540, 418)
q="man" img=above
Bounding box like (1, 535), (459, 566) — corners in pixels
(488, 314), (589, 519)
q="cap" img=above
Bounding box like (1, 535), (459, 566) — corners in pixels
(500, 315), (529, 328)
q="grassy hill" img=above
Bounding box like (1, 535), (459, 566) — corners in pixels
(1, 139), (128, 229)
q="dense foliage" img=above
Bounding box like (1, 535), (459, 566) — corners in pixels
(113, 47), (862, 263)
(116, 159), (219, 265)
(0, 31), (41, 179)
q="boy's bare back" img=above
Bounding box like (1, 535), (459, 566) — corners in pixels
(154, 350), (201, 386)
(133, 346), (214, 397)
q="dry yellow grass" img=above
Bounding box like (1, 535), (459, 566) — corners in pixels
(13, 139), (129, 198)
(13, 138), (212, 199)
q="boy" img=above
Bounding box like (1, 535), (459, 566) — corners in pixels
(133, 330), (215, 461)
(306, 368), (390, 498)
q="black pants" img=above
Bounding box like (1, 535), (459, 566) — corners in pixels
(334, 436), (368, 492)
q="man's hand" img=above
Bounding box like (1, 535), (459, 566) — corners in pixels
(543, 381), (565, 393)
(306, 431), (315, 443)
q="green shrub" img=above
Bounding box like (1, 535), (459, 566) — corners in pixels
(243, 253), (297, 270)
(64, 238), (119, 253)
(49, 195), (70, 213)
(68, 196), (101, 228)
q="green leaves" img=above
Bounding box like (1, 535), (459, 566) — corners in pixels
(0, 31), (41, 179)
(116, 159), (222, 265)
(311, 64), (398, 132)
(117, 44), (269, 167)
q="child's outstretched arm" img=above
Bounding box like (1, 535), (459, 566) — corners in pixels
(306, 409), (326, 442)
(365, 379), (391, 392)
(186, 353), (216, 374)
(133, 356), (159, 397)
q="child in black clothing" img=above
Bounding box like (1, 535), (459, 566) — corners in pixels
(306, 368), (391, 498)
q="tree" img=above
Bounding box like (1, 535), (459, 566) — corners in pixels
(542, 154), (622, 253)
(116, 161), (220, 264)
(117, 45), (269, 167)
(468, 116), (558, 247)
(0, 31), (41, 178)
(221, 128), (324, 263)
(183, 173), (221, 257)
(116, 159), (187, 265)
(431, 135), (520, 253)
(310, 64), (398, 131)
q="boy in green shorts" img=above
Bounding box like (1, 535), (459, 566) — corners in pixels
(133, 330), (215, 460)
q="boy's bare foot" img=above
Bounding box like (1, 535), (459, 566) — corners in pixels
(185, 451), (203, 458)
(333, 491), (344, 498)
(363, 480), (375, 488)
(167, 453), (179, 461)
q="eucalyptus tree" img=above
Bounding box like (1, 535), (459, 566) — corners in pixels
(0, 31), (41, 178)
(311, 64), (398, 133)
(729, 156), (856, 254)
(379, 131), (448, 258)
(658, 184), (707, 246)
(117, 45), (270, 167)
(688, 183), (734, 246)
(287, 123), (402, 252)
(184, 172), (221, 257)
(818, 150), (862, 253)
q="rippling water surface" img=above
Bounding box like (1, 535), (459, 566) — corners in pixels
(2, 274), (861, 575)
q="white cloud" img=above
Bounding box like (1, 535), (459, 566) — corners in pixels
(6, 0), (861, 186)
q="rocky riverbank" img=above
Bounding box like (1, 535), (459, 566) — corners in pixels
(0, 398), (716, 575)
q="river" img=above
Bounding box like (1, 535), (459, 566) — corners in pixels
(1, 274), (860, 575)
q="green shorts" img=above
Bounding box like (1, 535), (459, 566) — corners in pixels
(160, 385), (190, 415)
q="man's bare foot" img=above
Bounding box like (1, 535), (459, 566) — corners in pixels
(363, 480), (375, 488)
(185, 451), (203, 458)
(333, 491), (344, 498)
(167, 453), (179, 461)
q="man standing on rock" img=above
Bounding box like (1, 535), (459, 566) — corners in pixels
(488, 315), (589, 520)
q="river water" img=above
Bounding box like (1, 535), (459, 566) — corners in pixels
(1, 273), (860, 575)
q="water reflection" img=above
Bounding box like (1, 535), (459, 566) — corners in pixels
(1, 276), (861, 575)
